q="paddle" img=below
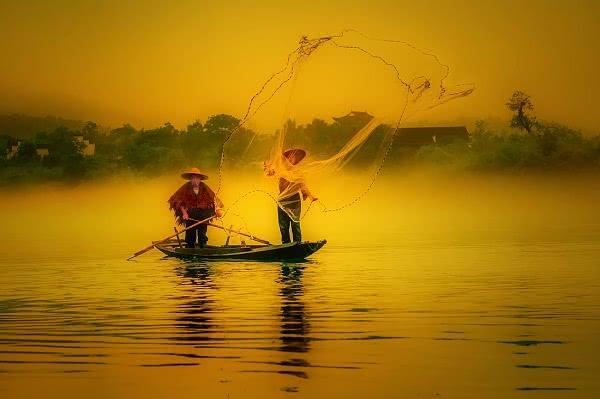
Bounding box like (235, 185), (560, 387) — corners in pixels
(126, 215), (215, 261)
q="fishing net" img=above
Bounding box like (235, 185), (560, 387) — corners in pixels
(217, 30), (474, 228)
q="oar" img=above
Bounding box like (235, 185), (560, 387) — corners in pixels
(189, 218), (271, 245)
(127, 216), (215, 260)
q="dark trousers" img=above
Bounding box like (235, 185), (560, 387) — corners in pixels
(278, 204), (301, 244)
(184, 208), (214, 248)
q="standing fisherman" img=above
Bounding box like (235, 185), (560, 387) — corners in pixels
(265, 149), (318, 243)
(168, 168), (224, 248)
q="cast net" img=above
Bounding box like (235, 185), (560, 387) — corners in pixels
(216, 30), (474, 230)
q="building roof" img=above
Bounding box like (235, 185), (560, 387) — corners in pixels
(332, 111), (374, 124)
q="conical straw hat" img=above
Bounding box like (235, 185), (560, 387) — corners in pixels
(181, 167), (208, 180)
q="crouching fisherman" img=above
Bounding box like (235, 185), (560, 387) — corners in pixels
(168, 168), (224, 248)
(265, 149), (318, 244)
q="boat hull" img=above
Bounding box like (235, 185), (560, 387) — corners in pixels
(155, 240), (327, 262)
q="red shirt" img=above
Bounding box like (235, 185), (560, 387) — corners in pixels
(168, 181), (223, 213)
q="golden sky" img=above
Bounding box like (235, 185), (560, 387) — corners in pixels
(1, 0), (599, 131)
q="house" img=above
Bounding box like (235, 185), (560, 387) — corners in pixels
(74, 134), (95, 156)
(36, 145), (49, 159)
(332, 111), (374, 129)
(82, 139), (95, 156)
(332, 112), (469, 147)
(6, 140), (21, 159)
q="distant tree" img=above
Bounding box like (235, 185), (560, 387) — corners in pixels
(82, 121), (99, 141)
(473, 120), (487, 135)
(222, 126), (256, 166)
(156, 122), (178, 136)
(48, 126), (84, 154)
(43, 126), (85, 171)
(35, 131), (49, 144)
(506, 91), (536, 134)
(186, 120), (203, 135)
(0, 135), (10, 161)
(181, 120), (208, 163)
(110, 123), (137, 137)
(204, 114), (240, 136)
(96, 124), (138, 160)
(192, 114), (241, 166)
(134, 123), (179, 148)
(123, 142), (163, 172)
(305, 118), (330, 151)
(15, 140), (39, 163)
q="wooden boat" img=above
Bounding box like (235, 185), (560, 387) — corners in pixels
(155, 239), (327, 262)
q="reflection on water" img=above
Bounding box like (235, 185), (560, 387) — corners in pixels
(1, 176), (600, 397)
(0, 241), (599, 397)
(279, 264), (310, 354)
(173, 265), (217, 339)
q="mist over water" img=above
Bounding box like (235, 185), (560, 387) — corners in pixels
(1, 171), (599, 398)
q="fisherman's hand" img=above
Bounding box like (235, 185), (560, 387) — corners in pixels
(215, 208), (224, 218)
(182, 211), (189, 221)
(263, 161), (275, 176)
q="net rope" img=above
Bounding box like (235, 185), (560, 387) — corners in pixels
(213, 29), (474, 228)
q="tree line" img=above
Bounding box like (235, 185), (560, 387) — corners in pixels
(416, 92), (600, 170)
(2, 91), (600, 186)
(0, 111), (385, 185)
(0, 114), (259, 184)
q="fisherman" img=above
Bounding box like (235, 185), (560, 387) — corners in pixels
(265, 149), (318, 244)
(168, 168), (224, 248)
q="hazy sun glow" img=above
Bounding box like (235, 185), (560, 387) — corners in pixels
(1, 0), (599, 131)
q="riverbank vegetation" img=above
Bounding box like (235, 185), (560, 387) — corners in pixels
(2, 92), (599, 187)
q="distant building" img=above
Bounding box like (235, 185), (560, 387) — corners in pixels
(394, 126), (469, 147)
(36, 145), (49, 159)
(73, 135), (95, 156)
(332, 112), (469, 147)
(332, 111), (374, 128)
(82, 139), (95, 156)
(6, 140), (21, 159)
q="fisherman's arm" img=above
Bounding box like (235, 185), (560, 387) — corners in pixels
(214, 195), (225, 217)
(214, 197), (224, 218)
(204, 182), (225, 217)
(263, 161), (276, 176)
(300, 182), (318, 202)
(179, 205), (189, 220)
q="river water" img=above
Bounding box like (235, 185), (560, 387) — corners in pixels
(1, 173), (599, 398)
